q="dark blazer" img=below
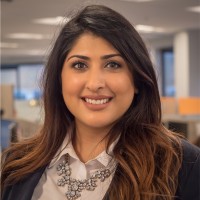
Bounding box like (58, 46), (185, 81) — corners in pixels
(2, 140), (200, 200)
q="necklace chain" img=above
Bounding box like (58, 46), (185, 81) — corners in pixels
(57, 153), (111, 200)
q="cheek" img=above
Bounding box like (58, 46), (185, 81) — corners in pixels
(111, 75), (135, 111)
(61, 73), (79, 113)
(111, 75), (135, 96)
(61, 72), (82, 96)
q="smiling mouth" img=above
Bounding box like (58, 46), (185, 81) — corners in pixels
(82, 98), (112, 105)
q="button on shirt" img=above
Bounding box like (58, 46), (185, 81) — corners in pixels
(32, 135), (117, 200)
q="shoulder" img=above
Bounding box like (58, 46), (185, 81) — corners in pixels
(179, 138), (200, 176)
(178, 138), (200, 180)
(175, 139), (200, 200)
(180, 139), (200, 172)
(181, 139), (200, 162)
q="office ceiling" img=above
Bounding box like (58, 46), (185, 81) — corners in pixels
(1, 0), (200, 64)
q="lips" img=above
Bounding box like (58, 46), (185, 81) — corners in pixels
(81, 96), (113, 105)
(85, 98), (109, 105)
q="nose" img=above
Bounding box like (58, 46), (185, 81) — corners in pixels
(85, 68), (105, 92)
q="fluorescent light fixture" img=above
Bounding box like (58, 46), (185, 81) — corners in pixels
(33, 16), (70, 25)
(0, 42), (18, 48)
(135, 25), (165, 33)
(121, 0), (155, 2)
(187, 6), (200, 13)
(25, 50), (46, 55)
(1, 49), (46, 56)
(7, 33), (51, 40)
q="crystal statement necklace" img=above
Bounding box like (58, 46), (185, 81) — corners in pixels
(57, 153), (111, 200)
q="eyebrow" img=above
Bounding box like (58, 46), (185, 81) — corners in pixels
(66, 54), (122, 61)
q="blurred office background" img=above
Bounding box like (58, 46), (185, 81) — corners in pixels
(1, 0), (200, 150)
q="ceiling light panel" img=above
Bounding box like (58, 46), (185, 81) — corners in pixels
(187, 6), (200, 13)
(0, 42), (19, 48)
(135, 25), (165, 33)
(7, 33), (51, 40)
(121, 0), (155, 2)
(33, 16), (70, 25)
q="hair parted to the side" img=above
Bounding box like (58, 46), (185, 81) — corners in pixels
(1, 5), (182, 200)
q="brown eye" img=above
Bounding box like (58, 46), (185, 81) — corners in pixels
(106, 62), (121, 69)
(72, 62), (87, 70)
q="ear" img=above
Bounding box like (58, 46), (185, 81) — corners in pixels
(134, 87), (139, 94)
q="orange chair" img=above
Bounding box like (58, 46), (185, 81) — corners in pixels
(178, 98), (200, 115)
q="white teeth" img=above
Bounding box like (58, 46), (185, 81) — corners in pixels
(85, 98), (110, 105)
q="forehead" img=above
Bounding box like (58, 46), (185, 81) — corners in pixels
(67, 32), (120, 56)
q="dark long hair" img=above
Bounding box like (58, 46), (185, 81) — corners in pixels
(1, 5), (182, 199)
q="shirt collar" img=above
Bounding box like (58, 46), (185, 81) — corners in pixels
(95, 137), (119, 166)
(48, 133), (78, 168)
(49, 132), (119, 168)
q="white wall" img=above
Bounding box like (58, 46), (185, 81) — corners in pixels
(188, 30), (200, 96)
(174, 30), (200, 97)
(174, 32), (190, 97)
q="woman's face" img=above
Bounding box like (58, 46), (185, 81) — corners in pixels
(61, 32), (136, 131)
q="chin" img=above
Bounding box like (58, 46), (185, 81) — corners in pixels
(85, 120), (116, 130)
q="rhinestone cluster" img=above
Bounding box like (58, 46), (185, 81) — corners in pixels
(57, 153), (111, 200)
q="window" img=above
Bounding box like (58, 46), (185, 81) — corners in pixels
(161, 49), (175, 96)
(1, 64), (44, 100)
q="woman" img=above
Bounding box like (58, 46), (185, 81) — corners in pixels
(1, 5), (200, 200)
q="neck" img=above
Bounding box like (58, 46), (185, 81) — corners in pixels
(73, 122), (111, 163)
